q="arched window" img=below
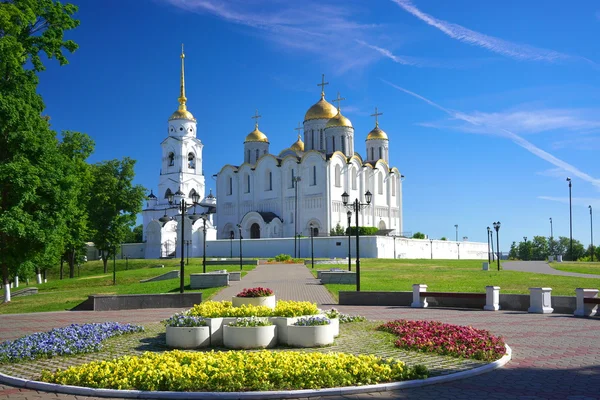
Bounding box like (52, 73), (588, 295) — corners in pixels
(320, 129), (324, 150)
(228, 176), (233, 195)
(265, 170), (272, 191)
(378, 173), (383, 194)
(341, 136), (346, 153)
(351, 167), (357, 190)
(189, 188), (197, 199)
(311, 130), (315, 150)
(378, 147), (382, 160)
(392, 176), (396, 197)
(370, 147), (374, 161)
(164, 188), (172, 199)
(168, 152), (175, 166)
(188, 153), (195, 169)
(291, 169), (295, 189)
(244, 174), (250, 193)
(246, 150), (250, 163)
(311, 165), (317, 186)
(255, 149), (259, 162)
(334, 165), (341, 187)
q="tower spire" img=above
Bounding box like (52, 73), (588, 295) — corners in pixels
(178, 43), (187, 111)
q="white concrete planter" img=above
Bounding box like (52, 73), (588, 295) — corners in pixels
(222, 325), (277, 349)
(204, 317), (236, 346)
(232, 295), (276, 309)
(287, 324), (334, 347)
(330, 317), (339, 337)
(165, 326), (210, 349)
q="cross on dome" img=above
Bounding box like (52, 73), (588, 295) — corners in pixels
(294, 122), (303, 133)
(317, 74), (329, 98)
(332, 92), (346, 112)
(371, 107), (383, 127)
(251, 109), (262, 128)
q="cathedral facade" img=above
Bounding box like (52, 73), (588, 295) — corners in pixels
(215, 76), (403, 241)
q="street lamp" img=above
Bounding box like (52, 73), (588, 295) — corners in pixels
(549, 217), (553, 239)
(457, 242), (460, 260)
(486, 226), (491, 263)
(490, 227), (495, 262)
(310, 223), (315, 269)
(454, 224), (458, 242)
(237, 223), (243, 271)
(293, 176), (302, 258)
(347, 211), (352, 271)
(184, 240), (191, 265)
(590, 205), (594, 262)
(229, 231), (234, 258)
(567, 177), (573, 260)
(493, 221), (501, 271)
(341, 190), (372, 291)
(159, 190), (201, 293)
(201, 216), (208, 273)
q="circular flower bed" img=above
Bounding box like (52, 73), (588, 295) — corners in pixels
(187, 300), (320, 318)
(236, 287), (274, 298)
(40, 350), (429, 391)
(378, 320), (506, 361)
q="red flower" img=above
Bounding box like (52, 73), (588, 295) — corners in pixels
(236, 287), (274, 298)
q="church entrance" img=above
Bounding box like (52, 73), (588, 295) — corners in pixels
(250, 223), (260, 239)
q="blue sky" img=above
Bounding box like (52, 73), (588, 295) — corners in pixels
(37, 0), (600, 251)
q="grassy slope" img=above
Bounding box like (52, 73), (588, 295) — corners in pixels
(1, 259), (253, 315)
(313, 259), (600, 300)
(549, 261), (600, 275)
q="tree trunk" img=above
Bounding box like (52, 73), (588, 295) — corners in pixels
(60, 258), (64, 279)
(36, 267), (42, 284)
(69, 250), (75, 278)
(103, 252), (108, 273)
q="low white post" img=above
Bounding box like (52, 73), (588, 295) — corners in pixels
(14, 276), (18, 288)
(36, 273), (42, 284)
(548, 255), (554, 262)
(528, 287), (553, 314)
(411, 284), (428, 308)
(3, 284), (10, 303)
(482, 262), (489, 271)
(484, 286), (500, 311)
(556, 255), (563, 262)
(574, 288), (598, 317)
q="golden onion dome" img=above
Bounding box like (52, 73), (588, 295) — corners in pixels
(366, 125), (388, 140)
(169, 107), (195, 121)
(290, 135), (304, 152)
(245, 125), (269, 143)
(304, 95), (338, 121)
(169, 45), (196, 121)
(325, 111), (353, 129)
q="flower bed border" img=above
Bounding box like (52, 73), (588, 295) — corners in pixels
(0, 345), (511, 399)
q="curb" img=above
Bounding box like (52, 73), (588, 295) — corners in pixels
(0, 344), (511, 399)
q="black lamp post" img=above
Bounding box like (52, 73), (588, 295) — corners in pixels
(490, 227), (495, 262)
(493, 221), (501, 271)
(457, 242), (460, 260)
(201, 216), (208, 273)
(347, 211), (352, 271)
(454, 224), (458, 242)
(549, 217), (553, 239)
(237, 223), (243, 271)
(185, 240), (191, 265)
(486, 226), (491, 263)
(293, 176), (302, 258)
(567, 177), (573, 260)
(159, 190), (201, 294)
(342, 190), (372, 291)
(310, 223), (315, 269)
(230, 231), (234, 258)
(590, 205), (594, 262)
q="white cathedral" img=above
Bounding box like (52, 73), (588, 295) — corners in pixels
(142, 50), (403, 258)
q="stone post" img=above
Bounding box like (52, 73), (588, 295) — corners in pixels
(484, 286), (500, 311)
(528, 287), (553, 314)
(574, 288), (598, 317)
(411, 284), (428, 308)
(482, 262), (489, 271)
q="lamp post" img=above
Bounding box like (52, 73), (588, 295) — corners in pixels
(230, 231), (234, 258)
(567, 177), (573, 260)
(490, 227), (495, 262)
(493, 221), (501, 271)
(487, 226), (491, 263)
(125, 256), (129, 271)
(159, 190), (201, 293)
(185, 240), (191, 265)
(454, 224), (458, 242)
(590, 205), (594, 262)
(341, 190), (372, 291)
(347, 211), (352, 271)
(549, 217), (553, 239)
(457, 242), (460, 260)
(310, 223), (315, 269)
(237, 224), (243, 271)
(201, 216), (208, 273)
(293, 176), (302, 258)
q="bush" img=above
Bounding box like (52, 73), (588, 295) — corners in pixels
(347, 226), (379, 236)
(412, 232), (425, 239)
(41, 350), (429, 391)
(274, 254), (292, 262)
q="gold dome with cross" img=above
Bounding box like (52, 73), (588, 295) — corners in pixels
(366, 107), (388, 140)
(244, 110), (269, 143)
(325, 92), (353, 129)
(304, 74), (338, 121)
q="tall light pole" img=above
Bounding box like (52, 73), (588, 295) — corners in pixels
(293, 176), (302, 258)
(567, 177), (573, 260)
(229, 231), (234, 258)
(457, 242), (460, 260)
(487, 226), (491, 263)
(493, 221), (501, 271)
(347, 211), (352, 271)
(490, 228), (495, 262)
(590, 205), (594, 262)
(236, 223), (243, 271)
(310, 223), (315, 269)
(549, 217), (554, 257)
(184, 240), (191, 265)
(549, 217), (553, 239)
(159, 190), (201, 293)
(454, 224), (458, 242)
(342, 190), (372, 291)
(201, 217), (208, 273)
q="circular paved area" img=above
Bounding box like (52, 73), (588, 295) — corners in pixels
(1, 263), (599, 399)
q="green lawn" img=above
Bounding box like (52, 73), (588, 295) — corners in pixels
(549, 261), (600, 275)
(1, 259), (253, 315)
(312, 259), (600, 300)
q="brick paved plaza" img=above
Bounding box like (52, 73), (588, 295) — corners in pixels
(1, 263), (599, 399)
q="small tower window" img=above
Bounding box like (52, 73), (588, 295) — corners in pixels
(266, 170), (272, 191)
(341, 136), (346, 153)
(378, 147), (382, 160)
(351, 167), (357, 190)
(320, 130), (324, 150)
(168, 152), (175, 166)
(334, 165), (341, 187)
(188, 153), (195, 169)
(228, 176), (233, 195)
(164, 188), (172, 199)
(246, 150), (250, 163)
(245, 174), (250, 193)
(255, 149), (259, 162)
(291, 169), (295, 189)
(370, 147), (374, 161)
(311, 165), (317, 186)
(392, 176), (396, 197)
(311, 130), (315, 150)
(378, 173), (383, 195)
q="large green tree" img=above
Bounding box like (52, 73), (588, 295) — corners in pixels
(88, 158), (146, 273)
(0, 0), (79, 300)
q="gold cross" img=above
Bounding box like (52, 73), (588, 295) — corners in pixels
(317, 74), (329, 97)
(332, 92), (345, 112)
(251, 109), (262, 128)
(371, 107), (383, 127)
(294, 122), (303, 141)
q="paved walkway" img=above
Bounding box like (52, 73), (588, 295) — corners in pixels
(1, 263), (599, 399)
(503, 260), (600, 278)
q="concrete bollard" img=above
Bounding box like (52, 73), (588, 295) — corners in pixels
(484, 286), (500, 311)
(482, 262), (489, 271)
(574, 288), (598, 317)
(528, 287), (554, 314)
(411, 284), (428, 308)
(14, 276), (18, 288)
(548, 255), (554, 262)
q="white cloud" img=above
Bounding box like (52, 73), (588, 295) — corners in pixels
(392, 0), (596, 66)
(383, 79), (600, 189)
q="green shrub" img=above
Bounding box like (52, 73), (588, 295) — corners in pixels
(274, 254), (292, 262)
(347, 226), (379, 236)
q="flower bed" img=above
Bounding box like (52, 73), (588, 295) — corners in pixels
(378, 320), (506, 361)
(236, 287), (274, 297)
(0, 322), (143, 363)
(187, 300), (319, 318)
(41, 350), (429, 391)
